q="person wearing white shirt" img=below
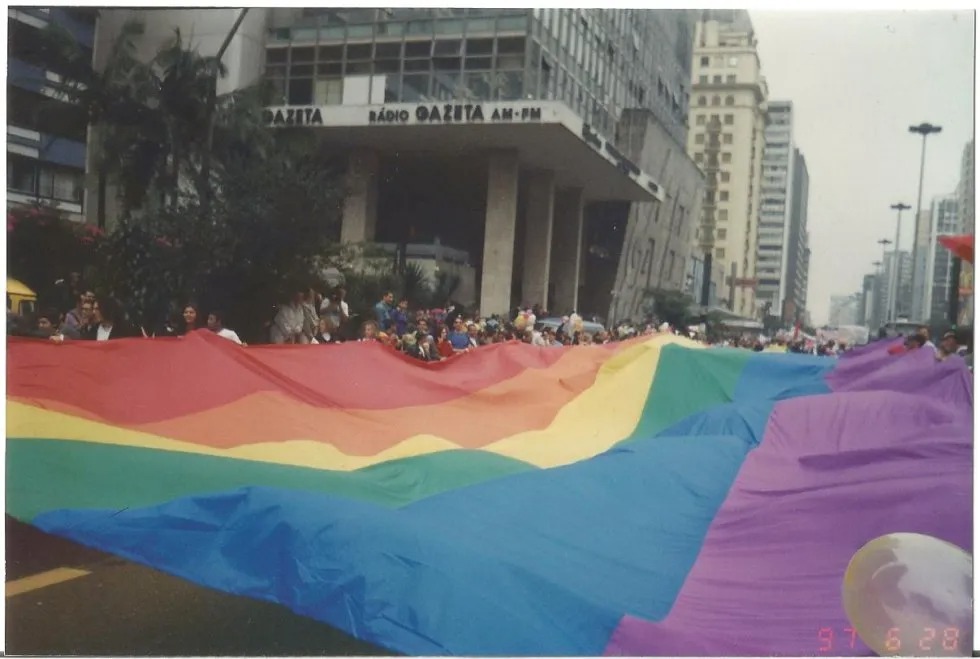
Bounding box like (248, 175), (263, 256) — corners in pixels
(271, 290), (309, 344)
(206, 310), (243, 345)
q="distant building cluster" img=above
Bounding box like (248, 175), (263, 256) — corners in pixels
(11, 9), (820, 325)
(855, 139), (974, 330)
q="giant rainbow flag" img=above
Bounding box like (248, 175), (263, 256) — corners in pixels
(6, 331), (973, 655)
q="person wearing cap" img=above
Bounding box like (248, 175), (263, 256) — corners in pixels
(937, 330), (961, 361)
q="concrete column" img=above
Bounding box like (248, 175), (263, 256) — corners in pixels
(340, 149), (379, 244)
(480, 151), (520, 316)
(521, 171), (555, 310)
(550, 187), (585, 314)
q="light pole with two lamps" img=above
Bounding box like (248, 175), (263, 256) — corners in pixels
(908, 122), (942, 320)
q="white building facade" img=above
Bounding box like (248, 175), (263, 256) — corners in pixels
(687, 9), (768, 318)
(756, 101), (793, 319)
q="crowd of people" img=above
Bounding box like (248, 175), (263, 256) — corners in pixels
(8, 274), (972, 369)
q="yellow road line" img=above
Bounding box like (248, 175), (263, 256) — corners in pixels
(6, 567), (92, 598)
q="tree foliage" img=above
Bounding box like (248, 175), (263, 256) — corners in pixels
(28, 19), (345, 342)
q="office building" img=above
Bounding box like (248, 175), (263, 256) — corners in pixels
(782, 149), (810, 324)
(956, 141), (974, 326)
(8, 8), (97, 221)
(94, 8), (702, 318)
(686, 9), (768, 318)
(924, 195), (960, 323)
(880, 249), (913, 322)
(755, 101), (792, 320)
(910, 208), (932, 321)
(858, 273), (877, 327)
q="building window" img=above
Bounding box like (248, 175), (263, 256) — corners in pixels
(718, 209), (728, 221)
(721, 171), (730, 182)
(695, 115), (706, 125)
(700, 56), (709, 66)
(724, 114), (734, 124)
(726, 74), (736, 83)
(695, 134), (704, 144)
(728, 56), (738, 66)
(721, 153), (732, 163)
(716, 248), (726, 259)
(711, 95), (720, 106)
(720, 191), (729, 201)
(694, 153), (703, 163)
(712, 75), (722, 84)
(698, 75), (707, 84)
(697, 95), (706, 106)
(717, 228), (727, 239)
(725, 95), (734, 105)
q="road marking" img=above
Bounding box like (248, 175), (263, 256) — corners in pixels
(6, 567), (92, 597)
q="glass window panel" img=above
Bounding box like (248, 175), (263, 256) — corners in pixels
(269, 28), (290, 42)
(266, 65), (286, 77)
(347, 24), (373, 38)
(436, 19), (463, 34)
(384, 75), (401, 102)
(266, 48), (287, 64)
(463, 71), (492, 99)
(466, 18), (494, 34)
(497, 37), (525, 54)
(464, 56), (492, 70)
(374, 41), (402, 58)
(432, 71), (460, 99)
(346, 43), (372, 60)
(318, 45), (343, 62)
(374, 59), (400, 74)
(377, 22), (404, 37)
(289, 64), (314, 77)
(292, 28), (318, 42)
(314, 77), (343, 105)
(346, 61), (372, 75)
(267, 77), (287, 103)
(291, 46), (315, 62)
(405, 40), (431, 57)
(288, 78), (313, 104)
(434, 56), (460, 71)
(497, 70), (524, 100)
(466, 38), (493, 55)
(498, 15), (527, 31)
(434, 39), (461, 55)
(317, 62), (342, 75)
(496, 54), (523, 70)
(407, 20), (432, 35)
(402, 73), (431, 100)
(404, 59), (431, 72)
(319, 26), (345, 40)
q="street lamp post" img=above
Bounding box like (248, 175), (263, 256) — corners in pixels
(888, 202), (911, 322)
(909, 122), (942, 321)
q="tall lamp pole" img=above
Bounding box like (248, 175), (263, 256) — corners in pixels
(908, 122), (942, 321)
(888, 202), (911, 322)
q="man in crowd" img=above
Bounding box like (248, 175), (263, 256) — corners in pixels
(207, 311), (243, 345)
(374, 291), (395, 332)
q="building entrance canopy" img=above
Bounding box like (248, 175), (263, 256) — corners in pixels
(263, 101), (663, 203)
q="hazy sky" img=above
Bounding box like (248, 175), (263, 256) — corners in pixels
(750, 10), (975, 325)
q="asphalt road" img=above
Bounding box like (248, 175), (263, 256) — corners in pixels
(5, 516), (389, 656)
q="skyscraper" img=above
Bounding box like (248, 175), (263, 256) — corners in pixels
(755, 101), (792, 319)
(925, 195), (960, 323)
(686, 9), (768, 318)
(910, 208), (932, 320)
(783, 149), (810, 324)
